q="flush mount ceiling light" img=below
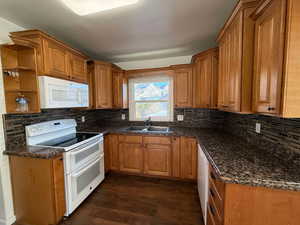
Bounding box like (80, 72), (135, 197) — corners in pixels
(62, 0), (139, 16)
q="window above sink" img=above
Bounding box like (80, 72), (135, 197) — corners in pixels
(128, 75), (174, 122)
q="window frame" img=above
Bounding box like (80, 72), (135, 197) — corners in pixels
(128, 75), (174, 122)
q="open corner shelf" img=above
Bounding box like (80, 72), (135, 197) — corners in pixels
(1, 43), (41, 114)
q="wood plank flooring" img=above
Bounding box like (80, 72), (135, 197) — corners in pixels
(61, 172), (204, 225)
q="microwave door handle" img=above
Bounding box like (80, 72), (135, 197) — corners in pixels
(70, 140), (102, 156)
(72, 158), (100, 178)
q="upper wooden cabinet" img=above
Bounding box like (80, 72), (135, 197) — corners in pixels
(88, 61), (128, 109)
(69, 52), (87, 83)
(94, 61), (112, 109)
(192, 48), (219, 109)
(112, 66), (128, 109)
(42, 38), (69, 80)
(217, 0), (258, 113)
(251, 0), (300, 118)
(10, 30), (88, 83)
(173, 64), (193, 108)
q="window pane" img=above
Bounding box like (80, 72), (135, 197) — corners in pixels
(134, 82), (169, 101)
(136, 102), (169, 119)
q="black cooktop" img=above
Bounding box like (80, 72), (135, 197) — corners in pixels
(37, 133), (99, 148)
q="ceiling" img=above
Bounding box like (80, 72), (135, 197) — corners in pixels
(0, 0), (237, 62)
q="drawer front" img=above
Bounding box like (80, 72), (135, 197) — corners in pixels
(209, 165), (225, 200)
(209, 178), (224, 218)
(119, 135), (143, 144)
(207, 203), (217, 225)
(143, 136), (171, 145)
(208, 194), (223, 225)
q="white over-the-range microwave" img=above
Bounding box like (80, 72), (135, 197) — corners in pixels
(39, 76), (89, 109)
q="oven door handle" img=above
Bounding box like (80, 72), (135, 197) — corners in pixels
(72, 157), (101, 177)
(70, 139), (102, 156)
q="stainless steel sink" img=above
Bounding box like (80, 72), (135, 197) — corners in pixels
(126, 126), (148, 131)
(147, 126), (170, 132)
(126, 126), (171, 133)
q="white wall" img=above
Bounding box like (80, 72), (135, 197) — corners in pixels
(114, 55), (193, 70)
(0, 17), (24, 225)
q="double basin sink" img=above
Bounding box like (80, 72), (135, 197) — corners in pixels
(126, 126), (171, 133)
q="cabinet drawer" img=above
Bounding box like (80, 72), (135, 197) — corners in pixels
(209, 165), (225, 200)
(208, 194), (223, 225)
(209, 179), (224, 218)
(143, 136), (171, 145)
(207, 203), (217, 225)
(119, 135), (143, 144)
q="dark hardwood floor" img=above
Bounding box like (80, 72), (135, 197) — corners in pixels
(61, 173), (204, 225)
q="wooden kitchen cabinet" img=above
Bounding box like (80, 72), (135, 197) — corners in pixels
(105, 134), (197, 180)
(119, 143), (144, 174)
(180, 137), (197, 180)
(9, 155), (66, 225)
(217, 0), (258, 113)
(69, 52), (87, 83)
(192, 48), (219, 109)
(88, 61), (127, 109)
(206, 160), (300, 225)
(105, 134), (119, 171)
(42, 38), (70, 80)
(89, 61), (113, 109)
(10, 30), (88, 83)
(251, 0), (300, 118)
(112, 66), (128, 109)
(172, 64), (193, 108)
(144, 136), (172, 177)
(1, 36), (41, 114)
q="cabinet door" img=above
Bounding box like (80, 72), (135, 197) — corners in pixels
(108, 135), (119, 171)
(104, 135), (111, 172)
(119, 143), (143, 174)
(180, 137), (197, 180)
(228, 13), (243, 112)
(94, 64), (113, 109)
(199, 56), (212, 108)
(144, 144), (171, 177)
(42, 39), (69, 79)
(112, 70), (123, 108)
(211, 52), (219, 109)
(172, 137), (181, 178)
(218, 39), (227, 109)
(69, 53), (87, 83)
(174, 67), (193, 108)
(253, 0), (286, 114)
(52, 156), (66, 223)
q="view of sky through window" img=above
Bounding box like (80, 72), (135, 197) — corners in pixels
(133, 81), (170, 119)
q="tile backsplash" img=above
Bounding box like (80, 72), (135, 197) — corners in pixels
(3, 107), (300, 160)
(95, 108), (225, 128)
(3, 108), (224, 150)
(223, 112), (300, 158)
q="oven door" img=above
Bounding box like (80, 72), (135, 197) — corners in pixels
(65, 155), (105, 216)
(64, 138), (103, 174)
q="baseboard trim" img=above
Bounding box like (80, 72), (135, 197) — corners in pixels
(0, 215), (16, 225)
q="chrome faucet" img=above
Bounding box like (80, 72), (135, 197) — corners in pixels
(144, 117), (152, 127)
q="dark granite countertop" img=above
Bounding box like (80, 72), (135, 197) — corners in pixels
(4, 125), (300, 191)
(4, 145), (64, 159)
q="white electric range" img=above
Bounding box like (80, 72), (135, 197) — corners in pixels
(25, 119), (105, 216)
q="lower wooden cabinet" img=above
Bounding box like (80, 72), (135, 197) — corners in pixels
(104, 134), (197, 180)
(207, 164), (300, 225)
(180, 137), (197, 180)
(119, 142), (144, 173)
(9, 155), (66, 225)
(144, 144), (171, 176)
